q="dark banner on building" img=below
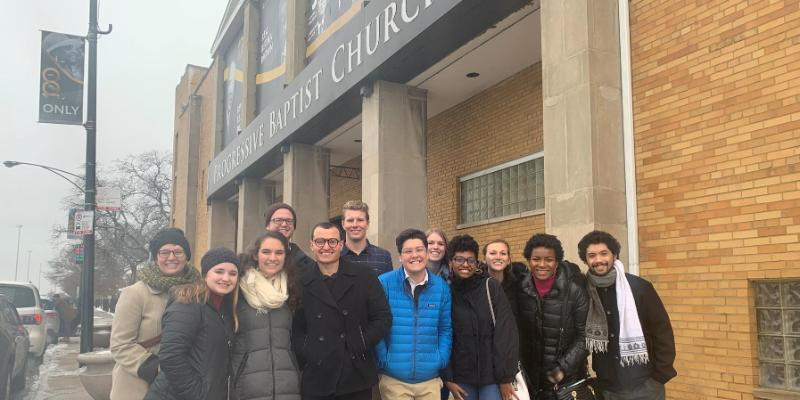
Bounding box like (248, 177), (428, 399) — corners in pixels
(256, 0), (288, 112)
(223, 32), (244, 147)
(305, 0), (360, 62)
(39, 31), (85, 125)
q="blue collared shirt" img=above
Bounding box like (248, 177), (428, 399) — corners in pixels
(340, 240), (393, 276)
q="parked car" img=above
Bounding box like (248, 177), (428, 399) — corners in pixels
(0, 282), (47, 358)
(39, 298), (60, 345)
(0, 294), (29, 397)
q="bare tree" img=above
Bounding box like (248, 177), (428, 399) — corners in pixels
(47, 151), (172, 296)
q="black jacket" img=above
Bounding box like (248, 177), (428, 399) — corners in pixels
(144, 298), (235, 400)
(514, 261), (589, 396)
(291, 259), (392, 397)
(590, 273), (676, 391)
(445, 275), (518, 386)
(288, 243), (315, 276)
(231, 298), (300, 400)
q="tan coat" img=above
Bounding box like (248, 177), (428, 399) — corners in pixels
(110, 281), (168, 400)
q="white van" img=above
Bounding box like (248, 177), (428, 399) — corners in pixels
(0, 282), (47, 358)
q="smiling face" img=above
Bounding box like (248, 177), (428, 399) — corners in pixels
(257, 237), (286, 278)
(400, 238), (428, 275)
(310, 226), (343, 265)
(342, 209), (369, 242)
(266, 208), (295, 239)
(156, 244), (188, 277)
(205, 262), (239, 296)
(529, 246), (558, 281)
(586, 243), (616, 276)
(485, 241), (510, 273)
(450, 250), (479, 279)
(427, 232), (446, 263)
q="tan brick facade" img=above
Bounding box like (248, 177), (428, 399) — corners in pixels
(427, 64), (545, 261)
(631, 1), (800, 399)
(172, 61), (219, 260)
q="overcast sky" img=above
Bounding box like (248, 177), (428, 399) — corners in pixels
(0, 1), (227, 293)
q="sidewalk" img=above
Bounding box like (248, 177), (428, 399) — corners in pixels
(22, 309), (114, 400)
(29, 339), (93, 400)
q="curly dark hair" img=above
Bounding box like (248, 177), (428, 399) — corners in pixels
(242, 231), (302, 312)
(447, 234), (479, 259)
(523, 233), (564, 262)
(577, 230), (621, 263)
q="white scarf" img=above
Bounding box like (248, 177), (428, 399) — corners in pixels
(239, 268), (288, 310)
(587, 259), (650, 366)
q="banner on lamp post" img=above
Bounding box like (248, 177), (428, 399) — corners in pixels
(39, 30), (85, 125)
(97, 187), (121, 211)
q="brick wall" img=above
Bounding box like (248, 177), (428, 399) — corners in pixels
(192, 61), (219, 260)
(427, 63), (545, 261)
(631, 1), (800, 399)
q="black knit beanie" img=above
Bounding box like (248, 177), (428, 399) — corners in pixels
(200, 247), (241, 275)
(148, 228), (192, 261)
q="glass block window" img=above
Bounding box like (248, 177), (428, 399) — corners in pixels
(755, 280), (800, 392)
(459, 153), (544, 225)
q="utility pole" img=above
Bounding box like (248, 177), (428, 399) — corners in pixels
(80, 0), (110, 354)
(14, 225), (22, 281)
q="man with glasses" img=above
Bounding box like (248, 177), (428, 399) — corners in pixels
(292, 222), (391, 400)
(375, 228), (452, 400)
(264, 202), (315, 275)
(340, 200), (393, 276)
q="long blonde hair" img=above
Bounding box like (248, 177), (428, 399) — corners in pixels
(172, 271), (241, 332)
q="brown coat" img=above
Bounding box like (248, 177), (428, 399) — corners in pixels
(110, 281), (169, 400)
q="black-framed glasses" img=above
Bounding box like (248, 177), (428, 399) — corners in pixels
(157, 249), (185, 258)
(451, 256), (478, 266)
(312, 238), (341, 247)
(270, 218), (295, 226)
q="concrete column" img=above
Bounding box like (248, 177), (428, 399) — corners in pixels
(541, 0), (629, 264)
(361, 81), (428, 261)
(241, 0), (260, 126)
(283, 143), (330, 250)
(285, 0), (308, 81)
(208, 200), (238, 253)
(236, 177), (265, 252)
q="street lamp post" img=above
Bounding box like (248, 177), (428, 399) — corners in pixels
(14, 225), (22, 281)
(27, 250), (32, 282)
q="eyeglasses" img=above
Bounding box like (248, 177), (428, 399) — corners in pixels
(451, 256), (478, 266)
(401, 247), (427, 256)
(312, 238), (341, 247)
(270, 218), (295, 226)
(157, 249), (185, 258)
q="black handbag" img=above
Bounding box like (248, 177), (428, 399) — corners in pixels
(554, 378), (597, 400)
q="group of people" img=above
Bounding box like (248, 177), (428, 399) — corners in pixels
(109, 200), (676, 400)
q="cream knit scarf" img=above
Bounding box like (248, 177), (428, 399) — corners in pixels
(239, 268), (288, 310)
(586, 259), (650, 366)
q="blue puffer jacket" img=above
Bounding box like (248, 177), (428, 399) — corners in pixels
(375, 268), (452, 383)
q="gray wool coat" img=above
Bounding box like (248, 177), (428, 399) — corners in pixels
(231, 295), (301, 400)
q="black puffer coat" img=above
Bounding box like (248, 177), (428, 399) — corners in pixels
(144, 298), (234, 400)
(514, 261), (589, 398)
(444, 275), (519, 386)
(231, 298), (300, 400)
